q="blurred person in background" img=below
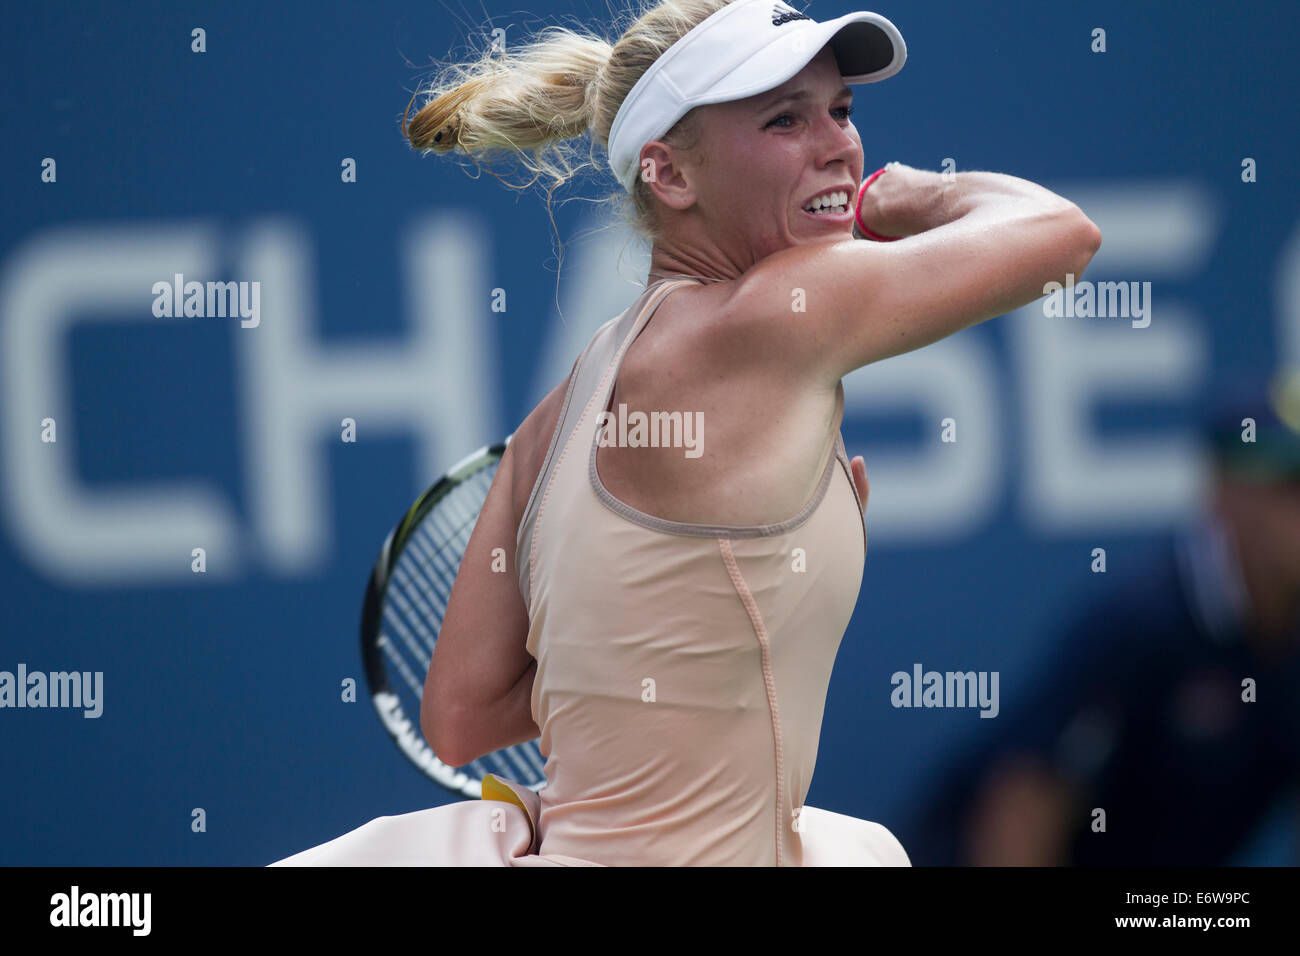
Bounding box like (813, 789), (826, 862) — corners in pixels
(903, 367), (1300, 865)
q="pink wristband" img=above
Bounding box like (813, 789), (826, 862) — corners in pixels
(854, 167), (902, 242)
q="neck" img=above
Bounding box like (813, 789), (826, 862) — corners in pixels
(648, 245), (741, 284)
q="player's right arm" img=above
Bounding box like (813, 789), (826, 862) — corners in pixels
(721, 164), (1101, 387)
(420, 364), (574, 767)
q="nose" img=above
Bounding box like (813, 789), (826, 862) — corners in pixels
(813, 109), (859, 169)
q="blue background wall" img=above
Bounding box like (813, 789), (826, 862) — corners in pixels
(1, 0), (1296, 864)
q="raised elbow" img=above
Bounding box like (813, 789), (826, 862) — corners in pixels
(1079, 214), (1102, 257)
(1064, 204), (1102, 270)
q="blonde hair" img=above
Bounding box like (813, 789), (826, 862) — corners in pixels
(401, 0), (733, 253)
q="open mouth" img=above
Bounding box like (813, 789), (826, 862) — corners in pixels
(801, 189), (852, 218)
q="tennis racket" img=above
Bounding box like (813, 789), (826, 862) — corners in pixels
(360, 433), (548, 798)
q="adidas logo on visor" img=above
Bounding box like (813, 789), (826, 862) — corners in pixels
(772, 3), (812, 26)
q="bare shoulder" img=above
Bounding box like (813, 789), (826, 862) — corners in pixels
(672, 265), (836, 388)
(600, 277), (843, 525)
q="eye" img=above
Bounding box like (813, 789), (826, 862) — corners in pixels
(764, 105), (854, 129)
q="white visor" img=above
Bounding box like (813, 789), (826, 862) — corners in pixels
(607, 0), (906, 192)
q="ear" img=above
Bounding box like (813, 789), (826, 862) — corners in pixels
(638, 140), (697, 211)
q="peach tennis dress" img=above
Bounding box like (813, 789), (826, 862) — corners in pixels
(271, 276), (910, 867)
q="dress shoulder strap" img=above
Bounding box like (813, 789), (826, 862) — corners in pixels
(514, 279), (694, 610)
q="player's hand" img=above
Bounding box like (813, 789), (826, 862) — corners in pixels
(850, 455), (870, 512)
(853, 162), (914, 239)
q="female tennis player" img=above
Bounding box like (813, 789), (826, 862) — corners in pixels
(271, 0), (1100, 866)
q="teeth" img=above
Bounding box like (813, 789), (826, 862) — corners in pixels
(803, 190), (848, 212)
